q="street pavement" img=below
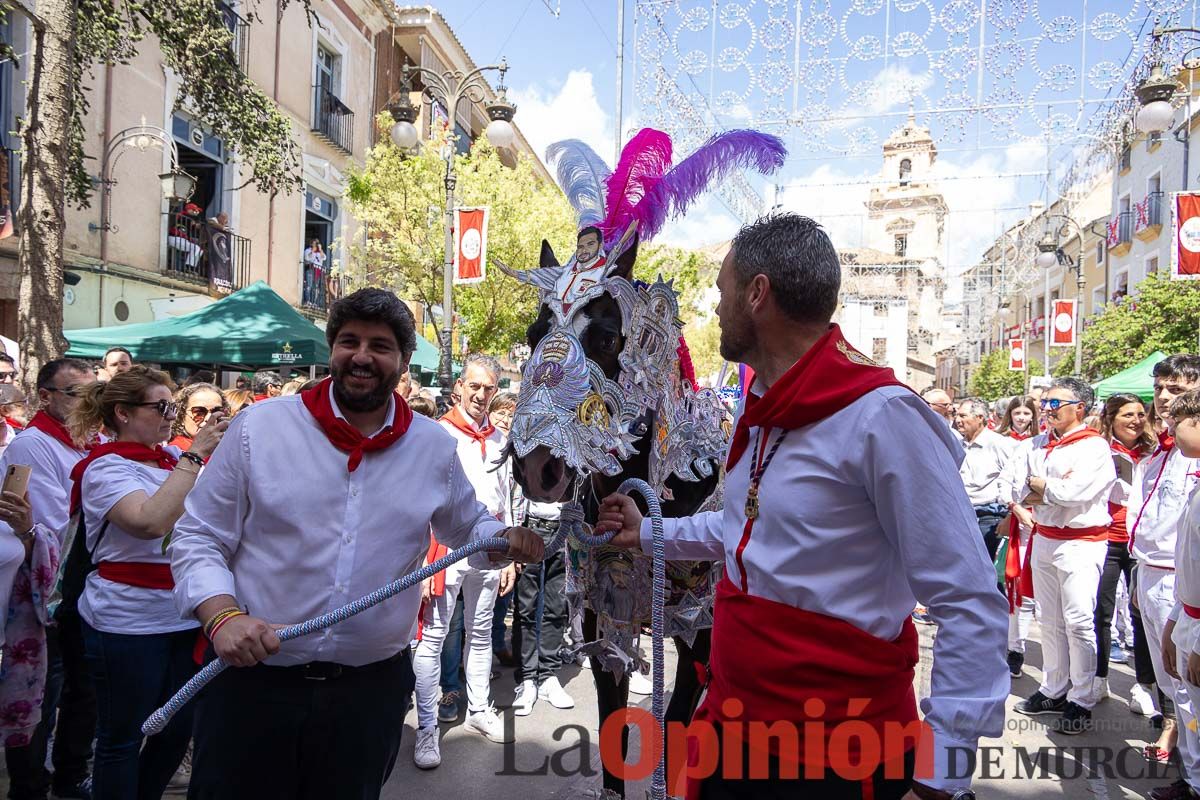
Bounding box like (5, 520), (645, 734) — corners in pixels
(0, 618), (1181, 798)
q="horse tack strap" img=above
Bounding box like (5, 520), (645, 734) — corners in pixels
(734, 427), (788, 592)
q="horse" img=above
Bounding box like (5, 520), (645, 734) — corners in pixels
(506, 233), (726, 798)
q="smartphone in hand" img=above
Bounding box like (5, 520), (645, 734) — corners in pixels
(2, 464), (31, 498)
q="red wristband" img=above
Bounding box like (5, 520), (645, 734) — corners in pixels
(207, 610), (245, 641)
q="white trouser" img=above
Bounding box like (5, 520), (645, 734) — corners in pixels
(168, 236), (201, 267)
(1140, 564), (1200, 787)
(414, 559), (501, 729)
(1008, 525), (1036, 653)
(1032, 536), (1107, 708)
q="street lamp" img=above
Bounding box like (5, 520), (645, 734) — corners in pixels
(385, 58), (517, 409)
(159, 169), (197, 206)
(1037, 216), (1087, 375)
(90, 121), (195, 238)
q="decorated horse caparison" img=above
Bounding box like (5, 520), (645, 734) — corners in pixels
(499, 128), (785, 797)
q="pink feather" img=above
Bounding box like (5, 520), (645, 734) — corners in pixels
(599, 129), (673, 243)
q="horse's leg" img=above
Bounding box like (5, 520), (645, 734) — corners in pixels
(584, 608), (630, 797)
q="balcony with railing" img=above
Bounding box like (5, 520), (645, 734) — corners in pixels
(217, 1), (249, 72)
(300, 260), (344, 314)
(1107, 210), (1134, 257)
(164, 212), (251, 292)
(312, 85), (354, 154)
(1135, 191), (1165, 241)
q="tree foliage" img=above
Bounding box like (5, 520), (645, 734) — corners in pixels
(635, 243), (725, 381)
(345, 120), (576, 354)
(1063, 271), (1200, 380)
(70, 0), (311, 205)
(968, 347), (1043, 399)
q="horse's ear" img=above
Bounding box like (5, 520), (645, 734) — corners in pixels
(540, 240), (560, 269)
(610, 233), (639, 281)
(526, 303), (553, 348)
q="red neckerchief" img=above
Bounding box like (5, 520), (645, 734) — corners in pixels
(253, 394), (269, 403)
(1007, 429), (1032, 441)
(1110, 439), (1147, 462)
(726, 324), (907, 469)
(4, 417), (23, 432)
(69, 441), (178, 514)
(1042, 426), (1101, 452)
(1157, 429), (1175, 455)
(440, 406), (496, 459)
(26, 410), (85, 452)
(300, 377), (411, 472)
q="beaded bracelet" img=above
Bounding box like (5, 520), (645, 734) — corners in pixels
(207, 610), (246, 642)
(203, 606), (243, 639)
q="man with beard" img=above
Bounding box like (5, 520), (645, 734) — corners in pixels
(596, 213), (1006, 800)
(555, 226), (608, 313)
(170, 288), (544, 799)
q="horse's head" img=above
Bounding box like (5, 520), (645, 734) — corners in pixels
(507, 234), (728, 509)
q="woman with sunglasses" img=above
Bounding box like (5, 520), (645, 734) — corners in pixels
(67, 366), (228, 800)
(168, 383), (229, 455)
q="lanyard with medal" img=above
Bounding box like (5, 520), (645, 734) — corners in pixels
(735, 426), (789, 591)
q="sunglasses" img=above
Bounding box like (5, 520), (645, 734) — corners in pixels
(1040, 398), (1082, 411)
(134, 399), (179, 418)
(188, 405), (224, 422)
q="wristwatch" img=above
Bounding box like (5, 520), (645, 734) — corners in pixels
(14, 526), (35, 544)
(952, 792), (977, 800)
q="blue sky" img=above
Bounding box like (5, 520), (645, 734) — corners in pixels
(431, 1), (1199, 270)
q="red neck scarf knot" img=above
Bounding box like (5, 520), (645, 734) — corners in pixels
(441, 406), (496, 459)
(69, 441), (178, 514)
(726, 325), (907, 470)
(1043, 426), (1101, 452)
(300, 378), (411, 472)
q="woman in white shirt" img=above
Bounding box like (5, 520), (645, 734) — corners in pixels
(68, 366), (226, 800)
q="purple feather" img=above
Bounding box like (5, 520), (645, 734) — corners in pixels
(545, 139), (612, 228)
(600, 129), (673, 242)
(637, 130), (788, 240)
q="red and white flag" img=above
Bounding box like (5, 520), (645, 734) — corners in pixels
(1050, 299), (1076, 347)
(1174, 193), (1200, 280)
(1008, 338), (1025, 371)
(453, 207), (489, 285)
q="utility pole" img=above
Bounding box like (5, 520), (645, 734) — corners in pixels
(615, 0), (624, 165)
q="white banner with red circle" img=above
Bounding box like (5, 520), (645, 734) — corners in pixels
(453, 207), (489, 285)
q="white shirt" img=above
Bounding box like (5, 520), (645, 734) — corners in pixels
(78, 447), (198, 635)
(1024, 426), (1115, 531)
(959, 427), (1016, 506)
(170, 391), (505, 667)
(0, 425), (88, 644)
(439, 412), (507, 520)
(1131, 445), (1200, 569)
(640, 385), (1008, 792)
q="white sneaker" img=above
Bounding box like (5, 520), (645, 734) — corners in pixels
(1130, 682), (1159, 716)
(465, 705), (513, 743)
(413, 726), (441, 769)
(628, 670), (652, 696)
(539, 675), (575, 709)
(1093, 676), (1110, 701)
(513, 679), (538, 717)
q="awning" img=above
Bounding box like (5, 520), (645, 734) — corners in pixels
(65, 281), (330, 368)
(1092, 350), (1165, 404)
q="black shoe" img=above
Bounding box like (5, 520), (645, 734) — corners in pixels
(1007, 650), (1024, 677)
(1014, 690), (1067, 716)
(1149, 778), (1200, 800)
(1055, 701), (1092, 735)
(51, 779), (92, 800)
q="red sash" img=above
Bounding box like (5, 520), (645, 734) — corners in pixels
(1035, 524), (1109, 542)
(1004, 516), (1035, 612)
(440, 406), (496, 459)
(300, 378), (411, 472)
(69, 442), (178, 514)
(97, 561), (174, 590)
(26, 410), (84, 452)
(726, 325), (906, 470)
(684, 577), (923, 799)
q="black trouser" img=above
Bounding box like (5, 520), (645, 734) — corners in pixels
(974, 503), (1006, 561)
(512, 518), (568, 684)
(699, 728), (916, 800)
(1095, 540), (1134, 679)
(584, 608), (711, 797)
(7, 612), (98, 800)
(187, 649), (413, 800)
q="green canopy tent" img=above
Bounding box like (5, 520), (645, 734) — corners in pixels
(1092, 350), (1165, 404)
(66, 281), (330, 369)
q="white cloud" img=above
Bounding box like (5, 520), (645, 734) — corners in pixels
(656, 194), (742, 250)
(510, 70), (615, 171)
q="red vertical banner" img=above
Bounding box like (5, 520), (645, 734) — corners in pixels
(1174, 193), (1200, 279)
(1050, 299), (1076, 347)
(453, 207), (489, 285)
(1008, 338), (1025, 371)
